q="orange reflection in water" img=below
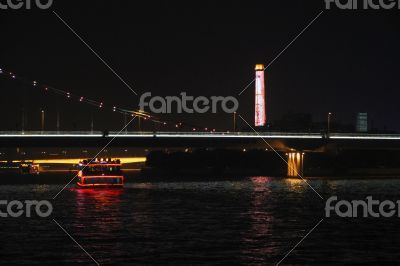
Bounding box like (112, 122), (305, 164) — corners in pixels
(285, 177), (303, 185)
(284, 177), (308, 194)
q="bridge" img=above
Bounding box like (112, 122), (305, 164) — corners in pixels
(1, 131), (400, 150)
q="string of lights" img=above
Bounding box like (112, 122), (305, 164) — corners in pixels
(0, 67), (217, 132)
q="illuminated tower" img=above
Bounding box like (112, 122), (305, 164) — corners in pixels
(255, 64), (266, 127)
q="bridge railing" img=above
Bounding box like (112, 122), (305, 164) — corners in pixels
(0, 131), (400, 140)
(108, 131), (323, 137)
(329, 133), (400, 139)
(0, 131), (323, 138)
(0, 131), (104, 136)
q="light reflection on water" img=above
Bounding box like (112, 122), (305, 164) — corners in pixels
(1, 177), (400, 265)
(241, 177), (275, 264)
(74, 189), (124, 235)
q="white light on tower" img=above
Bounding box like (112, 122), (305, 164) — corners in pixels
(255, 64), (266, 126)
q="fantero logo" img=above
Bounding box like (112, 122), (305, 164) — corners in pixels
(138, 92), (239, 114)
(325, 196), (400, 218)
(325, 0), (400, 9)
(0, 0), (53, 10)
(0, 200), (53, 218)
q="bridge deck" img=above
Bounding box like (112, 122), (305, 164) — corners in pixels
(0, 131), (400, 140)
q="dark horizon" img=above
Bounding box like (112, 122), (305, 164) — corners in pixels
(1, 1), (399, 132)
(2, 2), (400, 265)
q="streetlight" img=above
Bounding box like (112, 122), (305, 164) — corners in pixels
(21, 108), (25, 133)
(123, 113), (127, 133)
(233, 112), (237, 132)
(90, 113), (94, 134)
(56, 111), (60, 133)
(327, 112), (332, 135)
(41, 110), (45, 133)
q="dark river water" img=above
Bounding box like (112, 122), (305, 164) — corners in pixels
(1, 177), (400, 265)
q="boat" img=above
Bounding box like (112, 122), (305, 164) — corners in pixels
(20, 162), (40, 175)
(76, 158), (124, 188)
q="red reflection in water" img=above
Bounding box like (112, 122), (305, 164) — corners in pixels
(75, 188), (123, 198)
(241, 176), (276, 262)
(73, 188), (124, 235)
(74, 188), (123, 211)
(250, 176), (272, 183)
(250, 176), (272, 192)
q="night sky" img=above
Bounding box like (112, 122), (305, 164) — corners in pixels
(1, 1), (399, 131)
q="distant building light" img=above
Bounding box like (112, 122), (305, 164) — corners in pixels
(356, 112), (368, 133)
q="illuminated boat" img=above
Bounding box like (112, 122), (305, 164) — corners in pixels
(20, 162), (40, 175)
(76, 158), (124, 188)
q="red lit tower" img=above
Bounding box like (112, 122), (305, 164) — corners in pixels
(255, 64), (266, 127)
